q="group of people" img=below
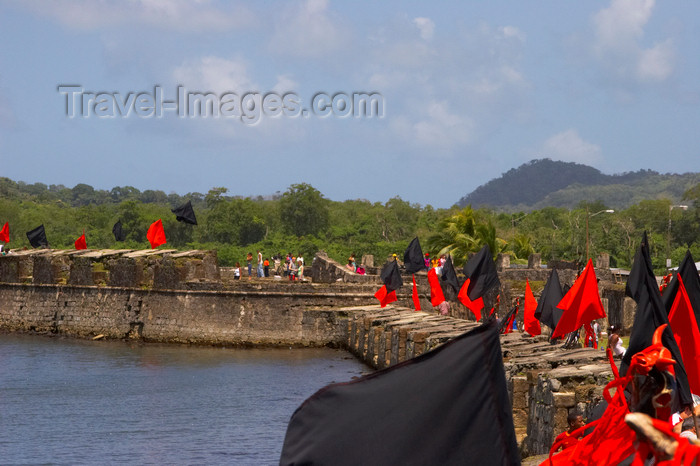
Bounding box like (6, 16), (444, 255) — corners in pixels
(345, 254), (366, 275)
(232, 251), (305, 281)
(424, 253), (446, 274)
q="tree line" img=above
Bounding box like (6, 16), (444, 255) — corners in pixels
(2, 177), (700, 273)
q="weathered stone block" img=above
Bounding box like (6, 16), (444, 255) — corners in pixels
(553, 392), (575, 408)
(68, 257), (94, 286)
(528, 254), (541, 269)
(513, 376), (528, 394)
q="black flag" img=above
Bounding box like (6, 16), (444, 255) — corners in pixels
(441, 255), (460, 293)
(171, 200), (197, 225)
(403, 237), (426, 274)
(26, 224), (48, 248)
(463, 244), (500, 301)
(662, 250), (700, 327)
(621, 232), (692, 407)
(380, 259), (403, 292)
(112, 220), (126, 242)
(279, 320), (519, 466)
(535, 269), (564, 333)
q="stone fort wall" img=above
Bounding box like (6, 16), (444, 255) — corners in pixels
(0, 248), (635, 459)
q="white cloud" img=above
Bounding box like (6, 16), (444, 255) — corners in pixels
(540, 129), (602, 165)
(637, 39), (675, 82)
(173, 56), (255, 91)
(413, 17), (435, 41)
(591, 0), (674, 83)
(499, 25), (525, 42)
(12, 0), (254, 32)
(392, 101), (474, 154)
(272, 75), (299, 94)
(268, 0), (348, 58)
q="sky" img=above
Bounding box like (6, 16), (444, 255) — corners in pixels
(0, 0), (699, 208)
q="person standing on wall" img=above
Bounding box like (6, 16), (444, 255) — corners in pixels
(257, 250), (264, 278)
(246, 252), (253, 279)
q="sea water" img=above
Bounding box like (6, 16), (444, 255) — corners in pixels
(0, 333), (369, 465)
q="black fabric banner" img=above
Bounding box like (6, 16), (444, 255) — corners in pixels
(535, 268), (564, 333)
(280, 320), (520, 466)
(112, 220), (126, 242)
(403, 237), (426, 274)
(441, 255), (461, 293)
(463, 244), (500, 301)
(26, 224), (48, 248)
(621, 232), (692, 407)
(380, 259), (403, 292)
(662, 250), (700, 328)
(171, 200), (198, 225)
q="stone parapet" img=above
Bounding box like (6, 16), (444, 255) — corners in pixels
(0, 248), (221, 291)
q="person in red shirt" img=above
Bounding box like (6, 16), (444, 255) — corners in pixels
(554, 411), (585, 451)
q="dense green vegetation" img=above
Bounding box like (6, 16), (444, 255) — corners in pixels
(459, 159), (700, 211)
(2, 176), (700, 274)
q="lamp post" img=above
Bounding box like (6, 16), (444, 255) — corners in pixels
(586, 208), (615, 261)
(511, 213), (529, 238)
(667, 204), (688, 268)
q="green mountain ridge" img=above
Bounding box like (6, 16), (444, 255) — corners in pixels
(458, 159), (700, 211)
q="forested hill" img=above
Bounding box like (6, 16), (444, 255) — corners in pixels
(457, 159), (700, 211)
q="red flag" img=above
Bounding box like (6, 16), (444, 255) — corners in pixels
(458, 278), (484, 320)
(74, 231), (87, 250)
(411, 275), (421, 311)
(552, 259), (606, 339)
(523, 279), (541, 336)
(668, 275), (700, 395)
(146, 219), (167, 249)
(374, 285), (397, 308)
(428, 268), (445, 307)
(0, 222), (8, 243)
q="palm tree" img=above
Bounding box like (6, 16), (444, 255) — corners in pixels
(426, 207), (507, 265)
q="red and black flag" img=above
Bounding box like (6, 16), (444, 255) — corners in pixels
(171, 200), (198, 225)
(458, 245), (500, 320)
(146, 219), (167, 249)
(499, 301), (518, 334)
(375, 260), (403, 307)
(458, 279), (484, 320)
(0, 221), (9, 243)
(26, 224), (48, 248)
(668, 275), (700, 395)
(622, 232), (692, 407)
(534, 269), (564, 334)
(403, 237), (427, 311)
(112, 220), (126, 242)
(551, 259), (606, 339)
(523, 279), (541, 337)
(74, 231), (87, 250)
(662, 250), (700, 328)
(428, 268), (445, 307)
(279, 320), (519, 466)
(441, 255), (460, 293)
(462, 245), (500, 300)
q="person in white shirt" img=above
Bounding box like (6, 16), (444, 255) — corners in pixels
(607, 326), (626, 357)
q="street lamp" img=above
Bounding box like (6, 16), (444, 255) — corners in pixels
(511, 213), (529, 238)
(667, 204), (688, 268)
(586, 208), (615, 261)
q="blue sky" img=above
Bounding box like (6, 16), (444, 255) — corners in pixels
(1, 0), (699, 208)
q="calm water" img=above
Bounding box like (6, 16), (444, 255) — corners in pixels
(0, 333), (370, 465)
